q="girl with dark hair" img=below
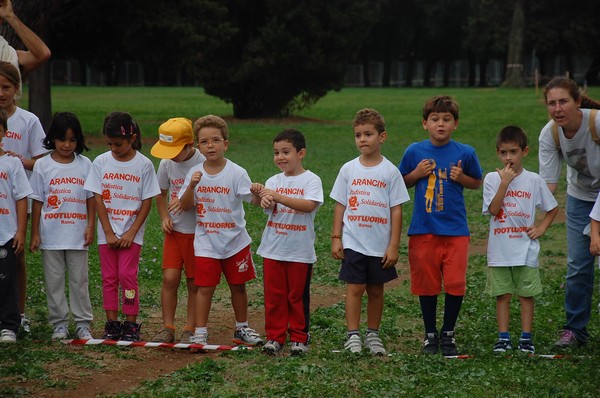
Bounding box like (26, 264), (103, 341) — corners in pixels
(84, 112), (160, 342)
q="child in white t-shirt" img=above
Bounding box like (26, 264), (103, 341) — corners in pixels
(149, 117), (205, 344)
(483, 126), (558, 354)
(0, 61), (47, 332)
(0, 108), (32, 343)
(252, 129), (323, 355)
(29, 112), (95, 341)
(180, 115), (262, 347)
(330, 108), (410, 355)
(84, 112), (160, 342)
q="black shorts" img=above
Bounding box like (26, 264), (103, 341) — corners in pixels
(338, 248), (398, 284)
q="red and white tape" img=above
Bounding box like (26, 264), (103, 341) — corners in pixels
(63, 338), (246, 351)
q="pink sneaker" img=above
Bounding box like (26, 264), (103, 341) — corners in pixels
(554, 330), (580, 348)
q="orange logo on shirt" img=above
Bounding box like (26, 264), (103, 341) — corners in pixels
(102, 189), (112, 203)
(494, 208), (507, 223)
(47, 195), (61, 209)
(197, 203), (206, 218)
(348, 196), (359, 210)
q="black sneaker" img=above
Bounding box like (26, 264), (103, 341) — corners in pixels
(493, 338), (513, 353)
(441, 330), (459, 356)
(103, 320), (122, 340)
(422, 332), (439, 354)
(121, 321), (142, 342)
(518, 338), (535, 354)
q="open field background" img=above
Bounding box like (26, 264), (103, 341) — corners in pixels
(1, 86), (599, 397)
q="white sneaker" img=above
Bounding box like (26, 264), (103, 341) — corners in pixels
(190, 331), (208, 345)
(263, 340), (283, 355)
(0, 329), (17, 343)
(365, 332), (387, 356)
(344, 334), (362, 353)
(20, 314), (31, 333)
(290, 341), (309, 355)
(75, 326), (93, 340)
(233, 327), (263, 346)
(52, 324), (69, 340)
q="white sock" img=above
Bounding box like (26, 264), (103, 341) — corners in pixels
(194, 327), (207, 335)
(235, 321), (248, 330)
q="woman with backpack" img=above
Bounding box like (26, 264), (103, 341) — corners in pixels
(538, 76), (600, 348)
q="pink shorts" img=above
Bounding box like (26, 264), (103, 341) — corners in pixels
(408, 234), (469, 296)
(162, 231), (195, 279)
(194, 245), (256, 287)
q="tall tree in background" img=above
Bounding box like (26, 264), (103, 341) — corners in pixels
(192, 0), (376, 118)
(502, 0), (526, 87)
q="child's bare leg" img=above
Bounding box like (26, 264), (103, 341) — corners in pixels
(161, 268), (182, 327)
(366, 284), (384, 330)
(228, 283), (248, 323)
(195, 285), (217, 327)
(518, 296), (534, 333)
(105, 309), (118, 321)
(496, 293), (512, 333)
(185, 278), (198, 330)
(345, 283), (366, 331)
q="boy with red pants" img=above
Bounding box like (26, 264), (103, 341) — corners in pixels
(252, 129), (323, 355)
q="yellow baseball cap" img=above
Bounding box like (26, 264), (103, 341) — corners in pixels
(150, 117), (194, 159)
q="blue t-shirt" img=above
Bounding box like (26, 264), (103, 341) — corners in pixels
(399, 139), (482, 236)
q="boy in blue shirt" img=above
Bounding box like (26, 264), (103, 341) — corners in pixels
(399, 95), (483, 356)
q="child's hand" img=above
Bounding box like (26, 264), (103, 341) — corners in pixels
(167, 197), (184, 216)
(84, 227), (95, 246)
(260, 195), (274, 209)
(250, 183), (264, 195)
(117, 230), (135, 249)
(13, 231), (25, 255)
(106, 231), (120, 248)
(331, 238), (344, 260)
(415, 159), (435, 179)
(450, 160), (464, 182)
(496, 163), (517, 185)
(260, 188), (279, 202)
(381, 246), (399, 269)
(161, 216), (174, 234)
(526, 224), (547, 240)
(590, 236), (600, 256)
(190, 171), (203, 186)
(29, 233), (40, 253)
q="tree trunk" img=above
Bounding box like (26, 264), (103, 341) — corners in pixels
(28, 64), (51, 131)
(502, 0), (526, 87)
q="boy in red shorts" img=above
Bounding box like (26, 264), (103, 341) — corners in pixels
(399, 95), (483, 356)
(179, 115), (263, 347)
(150, 118), (205, 344)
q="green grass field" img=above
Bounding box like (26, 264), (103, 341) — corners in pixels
(1, 86), (599, 397)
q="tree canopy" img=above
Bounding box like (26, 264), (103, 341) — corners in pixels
(44, 0), (600, 118)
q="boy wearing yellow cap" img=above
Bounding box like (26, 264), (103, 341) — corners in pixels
(149, 118), (205, 343)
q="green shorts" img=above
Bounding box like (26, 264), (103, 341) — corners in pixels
(485, 266), (542, 297)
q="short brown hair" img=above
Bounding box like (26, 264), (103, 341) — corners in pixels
(194, 115), (229, 140)
(422, 95), (459, 120)
(352, 108), (385, 133)
(0, 109), (7, 132)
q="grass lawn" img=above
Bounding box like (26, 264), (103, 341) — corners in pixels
(1, 85), (599, 397)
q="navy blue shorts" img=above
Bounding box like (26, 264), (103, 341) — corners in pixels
(338, 248), (398, 284)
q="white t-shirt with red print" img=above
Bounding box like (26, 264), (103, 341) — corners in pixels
(84, 151), (160, 246)
(180, 159), (253, 259)
(156, 148), (205, 234)
(29, 154), (93, 250)
(3, 107), (47, 174)
(257, 170), (323, 264)
(482, 169), (558, 267)
(330, 156), (410, 257)
(0, 154), (32, 245)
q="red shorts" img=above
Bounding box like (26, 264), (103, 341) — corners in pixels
(194, 245), (256, 287)
(162, 231), (195, 279)
(408, 234), (469, 296)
